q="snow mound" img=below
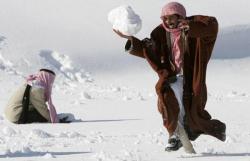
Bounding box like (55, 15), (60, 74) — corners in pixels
(0, 36), (7, 49)
(2, 145), (33, 156)
(0, 36), (12, 70)
(80, 92), (92, 100)
(0, 54), (13, 71)
(39, 50), (94, 83)
(108, 5), (142, 36)
(0, 36), (23, 75)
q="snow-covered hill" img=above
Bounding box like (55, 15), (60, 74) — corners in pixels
(214, 25), (250, 59)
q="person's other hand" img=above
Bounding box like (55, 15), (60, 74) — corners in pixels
(59, 116), (71, 123)
(178, 19), (190, 31)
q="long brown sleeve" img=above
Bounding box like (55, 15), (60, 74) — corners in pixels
(125, 36), (145, 58)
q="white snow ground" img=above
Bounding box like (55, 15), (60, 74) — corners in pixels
(0, 0), (250, 161)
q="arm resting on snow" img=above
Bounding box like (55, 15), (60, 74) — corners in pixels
(187, 16), (218, 38)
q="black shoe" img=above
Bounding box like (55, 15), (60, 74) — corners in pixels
(216, 132), (226, 142)
(220, 124), (227, 142)
(221, 132), (226, 141)
(214, 124), (227, 141)
(165, 136), (183, 152)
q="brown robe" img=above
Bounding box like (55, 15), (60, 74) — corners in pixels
(125, 15), (226, 141)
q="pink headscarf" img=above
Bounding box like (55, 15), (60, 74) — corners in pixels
(161, 2), (186, 73)
(162, 24), (184, 73)
(27, 70), (59, 123)
(161, 2), (186, 19)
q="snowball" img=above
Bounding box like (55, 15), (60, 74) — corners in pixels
(108, 5), (142, 36)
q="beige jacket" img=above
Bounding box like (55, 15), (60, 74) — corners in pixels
(4, 84), (51, 123)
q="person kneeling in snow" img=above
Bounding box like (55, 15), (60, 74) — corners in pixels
(4, 69), (69, 124)
(114, 2), (226, 152)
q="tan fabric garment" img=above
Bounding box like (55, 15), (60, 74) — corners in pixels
(4, 84), (51, 123)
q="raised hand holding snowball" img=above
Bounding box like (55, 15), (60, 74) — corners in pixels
(113, 29), (132, 40)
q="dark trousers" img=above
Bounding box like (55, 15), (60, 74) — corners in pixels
(21, 108), (48, 123)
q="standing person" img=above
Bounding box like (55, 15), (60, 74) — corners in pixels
(4, 69), (69, 124)
(113, 2), (226, 152)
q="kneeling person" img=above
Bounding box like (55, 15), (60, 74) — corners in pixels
(4, 69), (60, 124)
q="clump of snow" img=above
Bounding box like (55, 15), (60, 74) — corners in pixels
(122, 96), (132, 101)
(0, 36), (7, 49)
(57, 131), (82, 138)
(0, 115), (4, 121)
(0, 137), (5, 144)
(19, 145), (33, 153)
(92, 151), (111, 161)
(0, 54), (14, 71)
(80, 92), (92, 100)
(1, 149), (11, 156)
(108, 5), (142, 36)
(2, 127), (17, 137)
(39, 50), (94, 83)
(2, 144), (33, 156)
(0, 37), (24, 76)
(227, 90), (248, 98)
(43, 152), (55, 159)
(28, 129), (53, 138)
(137, 93), (146, 101)
(91, 151), (127, 161)
(111, 86), (121, 92)
(0, 37), (13, 71)
(204, 148), (216, 154)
